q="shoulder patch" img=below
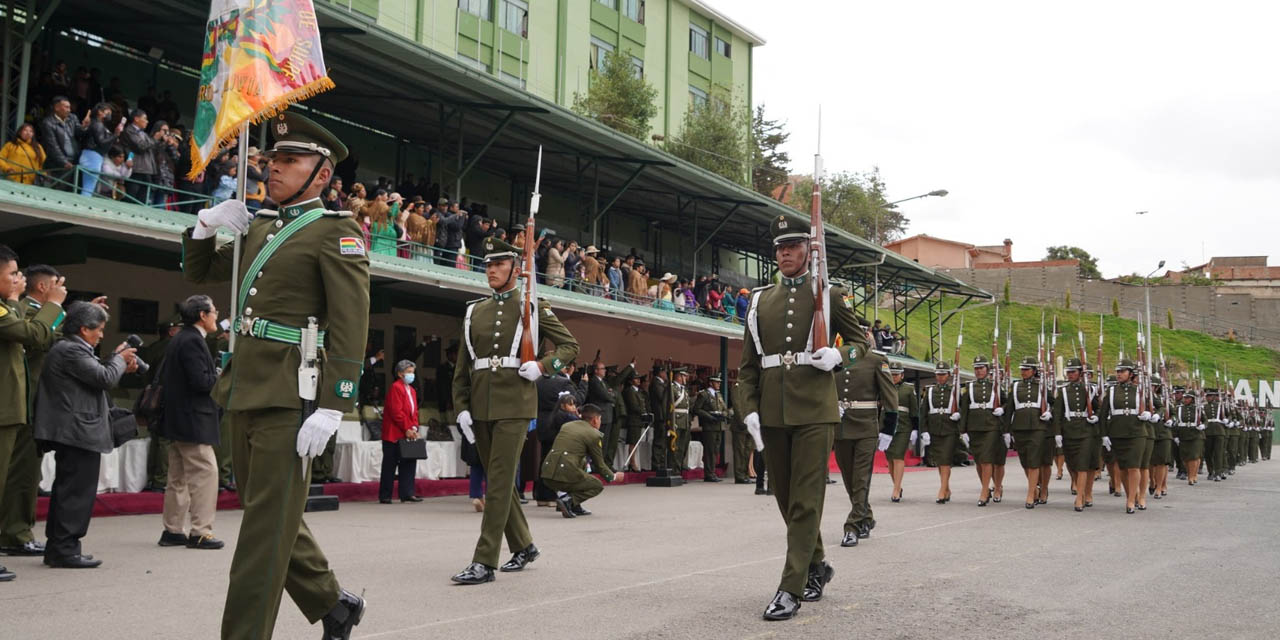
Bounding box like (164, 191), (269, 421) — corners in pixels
(339, 236), (366, 256)
(880, 362), (891, 371)
(0, 305), (7, 318)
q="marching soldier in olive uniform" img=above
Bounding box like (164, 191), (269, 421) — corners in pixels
(1246, 410), (1262, 463)
(0, 251), (65, 582)
(649, 365), (672, 472)
(1005, 356), (1053, 509)
(960, 356), (1006, 506)
(182, 112), (368, 638)
(1202, 390), (1227, 481)
(671, 367), (693, 471)
(1098, 359), (1148, 513)
(1148, 377), (1172, 499)
(450, 237), (579, 585)
(738, 215), (869, 621)
(1052, 358), (1099, 511)
(833, 342), (897, 547)
(1225, 402), (1242, 475)
(1172, 387), (1203, 484)
(920, 362), (958, 503)
(693, 374), (729, 481)
(587, 358), (634, 467)
(542, 404), (623, 517)
(884, 363), (918, 503)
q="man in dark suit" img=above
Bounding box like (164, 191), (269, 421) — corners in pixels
(156, 295), (225, 550)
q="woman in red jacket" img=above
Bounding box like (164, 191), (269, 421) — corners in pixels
(380, 360), (423, 504)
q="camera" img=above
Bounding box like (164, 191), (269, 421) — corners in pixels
(125, 334), (150, 375)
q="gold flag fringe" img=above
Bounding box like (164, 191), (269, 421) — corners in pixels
(185, 76), (336, 182)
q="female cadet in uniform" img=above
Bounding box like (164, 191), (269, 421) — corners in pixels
(1099, 360), (1147, 514)
(920, 362), (957, 503)
(884, 363), (918, 502)
(959, 356), (1005, 506)
(1053, 358), (1099, 511)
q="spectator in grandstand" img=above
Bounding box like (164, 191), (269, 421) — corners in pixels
(149, 120), (181, 207)
(96, 146), (132, 198)
(0, 123), (46, 185)
(77, 102), (123, 197)
(121, 108), (160, 203)
(38, 96), (85, 189)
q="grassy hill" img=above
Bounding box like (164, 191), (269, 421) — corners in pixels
(888, 300), (1280, 382)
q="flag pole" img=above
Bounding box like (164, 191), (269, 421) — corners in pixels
(228, 120), (250, 352)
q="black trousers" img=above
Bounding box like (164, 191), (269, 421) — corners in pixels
(45, 444), (101, 561)
(379, 440), (417, 501)
(533, 438), (558, 501)
(755, 450), (768, 490)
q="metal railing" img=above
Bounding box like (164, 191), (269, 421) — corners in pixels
(2, 166), (216, 211)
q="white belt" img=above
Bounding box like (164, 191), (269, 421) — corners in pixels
(897, 405), (910, 413)
(1065, 411), (1088, 419)
(1112, 409), (1139, 416)
(1014, 401), (1038, 410)
(929, 408), (947, 415)
(474, 356), (521, 371)
(839, 400), (878, 410)
(761, 350), (813, 369)
(674, 409), (689, 414)
(1177, 422), (1193, 427)
(969, 403), (994, 410)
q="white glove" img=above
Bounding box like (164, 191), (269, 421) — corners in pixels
(920, 432), (931, 446)
(877, 433), (893, 451)
(993, 407), (1005, 417)
(1002, 434), (1013, 448)
(1086, 415), (1099, 424)
(517, 361), (542, 382)
(1102, 436), (1112, 451)
(745, 412), (764, 451)
(1197, 424), (1205, 431)
(1040, 411), (1053, 422)
(950, 412), (961, 422)
(1165, 419), (1174, 427)
(1150, 414), (1161, 423)
(810, 347), (841, 372)
(909, 430), (918, 446)
(1174, 437), (1180, 445)
(960, 433), (970, 447)
(296, 408), (342, 458)
(457, 410), (475, 444)
(1139, 411), (1151, 421)
(1054, 435), (1063, 448)
(192, 199), (252, 239)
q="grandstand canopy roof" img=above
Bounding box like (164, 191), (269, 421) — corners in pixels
(47, 0), (989, 303)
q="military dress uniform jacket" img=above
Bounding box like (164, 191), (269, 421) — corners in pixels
(452, 291), (579, 422)
(737, 279), (868, 427)
(922, 383), (957, 436)
(693, 388), (728, 432)
(1151, 396), (1171, 440)
(896, 383), (919, 433)
(959, 378), (1004, 434)
(1202, 400), (1226, 436)
(0, 299), (62, 426)
(1051, 380), (1097, 440)
(1173, 403), (1201, 440)
(1099, 382), (1143, 438)
(649, 376), (671, 429)
(540, 420), (616, 484)
(672, 381), (691, 429)
(1005, 379), (1048, 431)
(834, 344), (897, 440)
(19, 297), (54, 408)
(182, 203), (369, 413)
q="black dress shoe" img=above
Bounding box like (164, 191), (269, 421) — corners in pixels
(320, 588), (365, 639)
(518, 495), (530, 504)
(187, 534), (225, 550)
(1084, 501), (1093, 508)
(1025, 502), (1035, 509)
(841, 531), (858, 547)
(1074, 506), (1084, 512)
(703, 476), (722, 482)
(157, 531), (188, 547)
(570, 503), (591, 516)
(400, 496), (423, 503)
(855, 524), (870, 539)
(378, 499), (392, 504)
(219, 483), (237, 493)
(762, 590), (801, 621)
(825, 477), (837, 484)
(755, 487), (768, 495)
(499, 544), (540, 572)
(44, 554), (101, 569)
(1, 540), (45, 555)
(141, 485), (165, 493)
(735, 479), (752, 484)
(801, 561), (834, 602)
(450, 562), (495, 584)
(556, 495), (576, 519)
(1126, 507), (1135, 514)
(0, 565), (13, 581)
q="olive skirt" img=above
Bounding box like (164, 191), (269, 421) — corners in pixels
(927, 432), (957, 467)
(1139, 437), (1154, 468)
(970, 431), (1004, 465)
(1179, 435), (1205, 460)
(1013, 430), (1047, 470)
(1150, 438), (1173, 466)
(885, 429), (911, 460)
(1062, 437), (1099, 471)
(1112, 436), (1144, 469)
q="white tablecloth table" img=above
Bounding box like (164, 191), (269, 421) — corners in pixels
(39, 437), (150, 494)
(334, 434), (466, 483)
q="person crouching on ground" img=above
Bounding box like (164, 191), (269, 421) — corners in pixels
(540, 403), (623, 518)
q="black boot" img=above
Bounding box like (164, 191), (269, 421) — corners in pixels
(320, 588), (365, 640)
(762, 590), (801, 621)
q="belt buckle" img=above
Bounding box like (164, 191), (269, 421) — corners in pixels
(490, 358), (501, 372)
(237, 317), (255, 336)
(782, 351), (795, 368)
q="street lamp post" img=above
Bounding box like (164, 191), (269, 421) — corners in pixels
(873, 189), (948, 321)
(1144, 260), (1166, 376)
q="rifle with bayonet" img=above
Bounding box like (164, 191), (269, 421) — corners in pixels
(992, 306), (1002, 407)
(1077, 320), (1094, 419)
(809, 113), (831, 353)
(949, 315), (964, 416)
(1048, 315), (1059, 408)
(518, 147), (543, 365)
(1037, 311), (1048, 413)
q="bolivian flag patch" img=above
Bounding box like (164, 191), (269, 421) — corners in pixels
(339, 237), (365, 256)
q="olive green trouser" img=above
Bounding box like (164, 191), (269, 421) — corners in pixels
(651, 426), (670, 471)
(833, 434), (876, 532)
(472, 419), (533, 568)
(544, 473), (604, 507)
(1205, 434), (1225, 476)
(675, 428), (691, 470)
(222, 409), (340, 640)
(701, 430), (722, 478)
(215, 413), (234, 486)
(0, 422), (40, 546)
(311, 434), (337, 481)
(1248, 434), (1260, 462)
(732, 429), (753, 481)
(762, 423), (834, 597)
(147, 433), (171, 488)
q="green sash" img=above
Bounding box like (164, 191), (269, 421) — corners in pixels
(236, 208), (327, 314)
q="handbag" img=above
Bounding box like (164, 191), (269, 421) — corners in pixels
(398, 437), (428, 460)
(133, 353), (169, 429)
(108, 406), (139, 448)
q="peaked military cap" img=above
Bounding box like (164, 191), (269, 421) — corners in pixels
(771, 215), (810, 245)
(888, 363), (905, 374)
(482, 238), (520, 262)
(972, 355), (990, 367)
(1172, 385), (1186, 393)
(267, 111), (348, 164)
(671, 366), (688, 375)
(1115, 358), (1137, 371)
(707, 374), (723, 383)
(934, 361), (952, 373)
(1019, 356), (1038, 369)
(1064, 357), (1083, 371)
(1204, 388), (1220, 395)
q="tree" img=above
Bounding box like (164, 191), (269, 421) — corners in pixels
(750, 104), (790, 197)
(1003, 278), (1011, 304)
(664, 93), (751, 185)
(571, 48), (659, 141)
(1045, 245), (1102, 279)
(786, 168), (903, 244)
(1112, 298), (1120, 317)
(1167, 308), (1175, 329)
(1064, 287), (1071, 310)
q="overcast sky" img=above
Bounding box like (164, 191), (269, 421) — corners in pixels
(726, 0), (1280, 277)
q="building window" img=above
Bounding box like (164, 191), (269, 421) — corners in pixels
(689, 24), (709, 60)
(590, 36), (614, 72)
(596, 0), (617, 9)
(458, 0), (491, 21)
(688, 85), (708, 108)
(630, 55), (644, 78)
(456, 52), (488, 72)
(715, 36), (731, 58)
(498, 0), (528, 37)
(500, 70), (527, 89)
(623, 0), (644, 23)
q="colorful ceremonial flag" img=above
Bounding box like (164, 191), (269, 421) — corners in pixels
(187, 0), (335, 179)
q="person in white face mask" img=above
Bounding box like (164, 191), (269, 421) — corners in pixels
(380, 360), (423, 504)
